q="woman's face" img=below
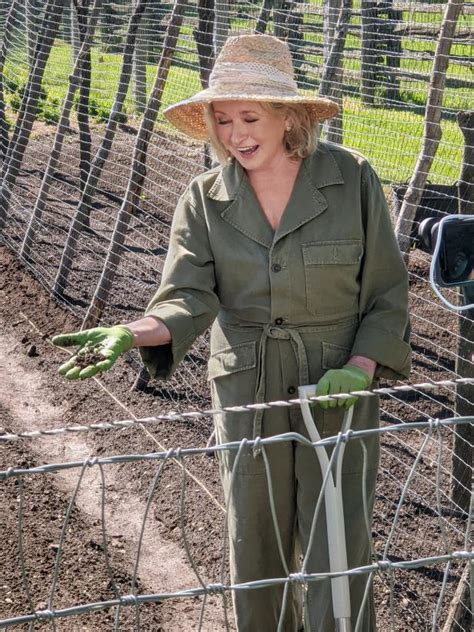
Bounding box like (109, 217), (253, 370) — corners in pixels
(212, 101), (288, 172)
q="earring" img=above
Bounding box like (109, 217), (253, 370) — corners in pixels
(226, 155), (232, 163)
(286, 124), (292, 132)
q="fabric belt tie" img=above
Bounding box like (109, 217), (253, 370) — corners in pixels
(253, 325), (310, 455)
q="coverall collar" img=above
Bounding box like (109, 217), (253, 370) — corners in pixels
(207, 142), (345, 248)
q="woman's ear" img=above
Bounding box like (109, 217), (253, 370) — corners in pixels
(283, 110), (293, 133)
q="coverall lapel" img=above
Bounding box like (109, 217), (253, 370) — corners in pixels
(275, 142), (345, 243)
(207, 142), (345, 247)
(208, 160), (274, 248)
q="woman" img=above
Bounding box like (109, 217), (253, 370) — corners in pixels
(54, 34), (411, 631)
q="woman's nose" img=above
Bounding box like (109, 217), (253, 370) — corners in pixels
(230, 123), (248, 145)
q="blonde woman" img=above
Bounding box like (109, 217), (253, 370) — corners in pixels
(54, 34), (411, 631)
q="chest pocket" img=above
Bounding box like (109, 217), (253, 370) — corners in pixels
(302, 240), (363, 317)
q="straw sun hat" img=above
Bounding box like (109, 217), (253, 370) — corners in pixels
(163, 34), (339, 141)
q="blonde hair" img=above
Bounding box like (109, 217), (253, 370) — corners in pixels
(204, 102), (319, 165)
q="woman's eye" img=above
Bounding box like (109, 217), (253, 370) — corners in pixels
(245, 119), (258, 123)
(217, 120), (230, 126)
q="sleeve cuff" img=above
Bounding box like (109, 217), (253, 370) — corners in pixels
(138, 304), (196, 380)
(351, 325), (411, 381)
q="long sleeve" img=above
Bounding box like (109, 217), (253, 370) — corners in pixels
(350, 163), (411, 380)
(139, 189), (220, 379)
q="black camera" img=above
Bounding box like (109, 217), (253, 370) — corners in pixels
(418, 215), (474, 288)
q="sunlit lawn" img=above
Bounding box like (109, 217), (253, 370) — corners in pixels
(3, 33), (468, 185)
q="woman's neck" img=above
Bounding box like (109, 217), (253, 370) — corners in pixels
(246, 154), (302, 188)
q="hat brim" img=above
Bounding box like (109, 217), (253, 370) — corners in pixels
(163, 90), (340, 141)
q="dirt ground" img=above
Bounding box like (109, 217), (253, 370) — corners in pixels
(0, 121), (471, 630)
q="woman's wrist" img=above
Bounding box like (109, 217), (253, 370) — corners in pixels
(123, 316), (172, 348)
(345, 355), (376, 381)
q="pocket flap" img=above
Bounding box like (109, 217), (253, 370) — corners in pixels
(303, 240), (363, 265)
(322, 342), (352, 369)
(208, 341), (257, 381)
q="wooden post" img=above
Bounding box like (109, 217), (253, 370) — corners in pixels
(71, 0), (81, 61)
(319, 0), (352, 145)
(255, 0), (273, 34)
(273, 0), (288, 40)
(53, 0), (148, 296)
(132, 0), (147, 115)
(360, 0), (378, 105)
(194, 0), (214, 171)
(26, 0), (39, 69)
(20, 0), (103, 262)
(194, 0), (214, 89)
(452, 110), (473, 516)
(0, 0), (23, 160)
(395, 0), (464, 261)
(214, 0), (228, 54)
(384, 0), (401, 103)
(82, 0), (186, 328)
(0, 0), (66, 233)
(75, 0), (94, 193)
(286, 0), (304, 78)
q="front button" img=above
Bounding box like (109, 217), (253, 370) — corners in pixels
(287, 386), (296, 395)
(274, 317), (284, 325)
(271, 263), (282, 273)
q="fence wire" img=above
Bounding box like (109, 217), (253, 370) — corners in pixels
(0, 1), (472, 630)
(1, 420), (473, 630)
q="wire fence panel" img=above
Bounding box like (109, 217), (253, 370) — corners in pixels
(0, 412), (473, 630)
(0, 0), (472, 629)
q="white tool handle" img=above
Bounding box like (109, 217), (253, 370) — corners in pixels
(299, 385), (353, 628)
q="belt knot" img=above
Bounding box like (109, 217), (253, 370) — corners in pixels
(265, 325), (290, 340)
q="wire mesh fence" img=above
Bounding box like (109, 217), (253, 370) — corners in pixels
(0, 0), (472, 629)
(0, 386), (473, 630)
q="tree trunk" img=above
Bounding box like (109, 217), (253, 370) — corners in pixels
(452, 110), (473, 516)
(320, 0), (352, 145)
(53, 0), (148, 297)
(82, 0), (186, 328)
(0, 0), (23, 160)
(20, 0), (103, 262)
(395, 0), (464, 262)
(0, 0), (65, 233)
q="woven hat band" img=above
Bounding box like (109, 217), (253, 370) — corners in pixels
(209, 62), (298, 93)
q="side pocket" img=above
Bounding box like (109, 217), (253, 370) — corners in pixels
(322, 341), (352, 370)
(207, 341), (257, 381)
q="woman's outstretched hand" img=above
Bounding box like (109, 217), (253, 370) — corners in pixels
(52, 326), (135, 380)
(316, 365), (371, 410)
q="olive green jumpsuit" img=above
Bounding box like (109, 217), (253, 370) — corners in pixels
(140, 141), (411, 631)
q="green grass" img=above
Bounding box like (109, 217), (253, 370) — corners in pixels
(2, 34), (468, 185)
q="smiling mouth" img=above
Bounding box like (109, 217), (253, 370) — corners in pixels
(236, 145), (259, 157)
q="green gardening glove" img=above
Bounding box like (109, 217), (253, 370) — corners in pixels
(52, 325), (135, 380)
(315, 365), (371, 410)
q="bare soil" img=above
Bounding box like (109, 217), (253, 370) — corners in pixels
(0, 121), (471, 631)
